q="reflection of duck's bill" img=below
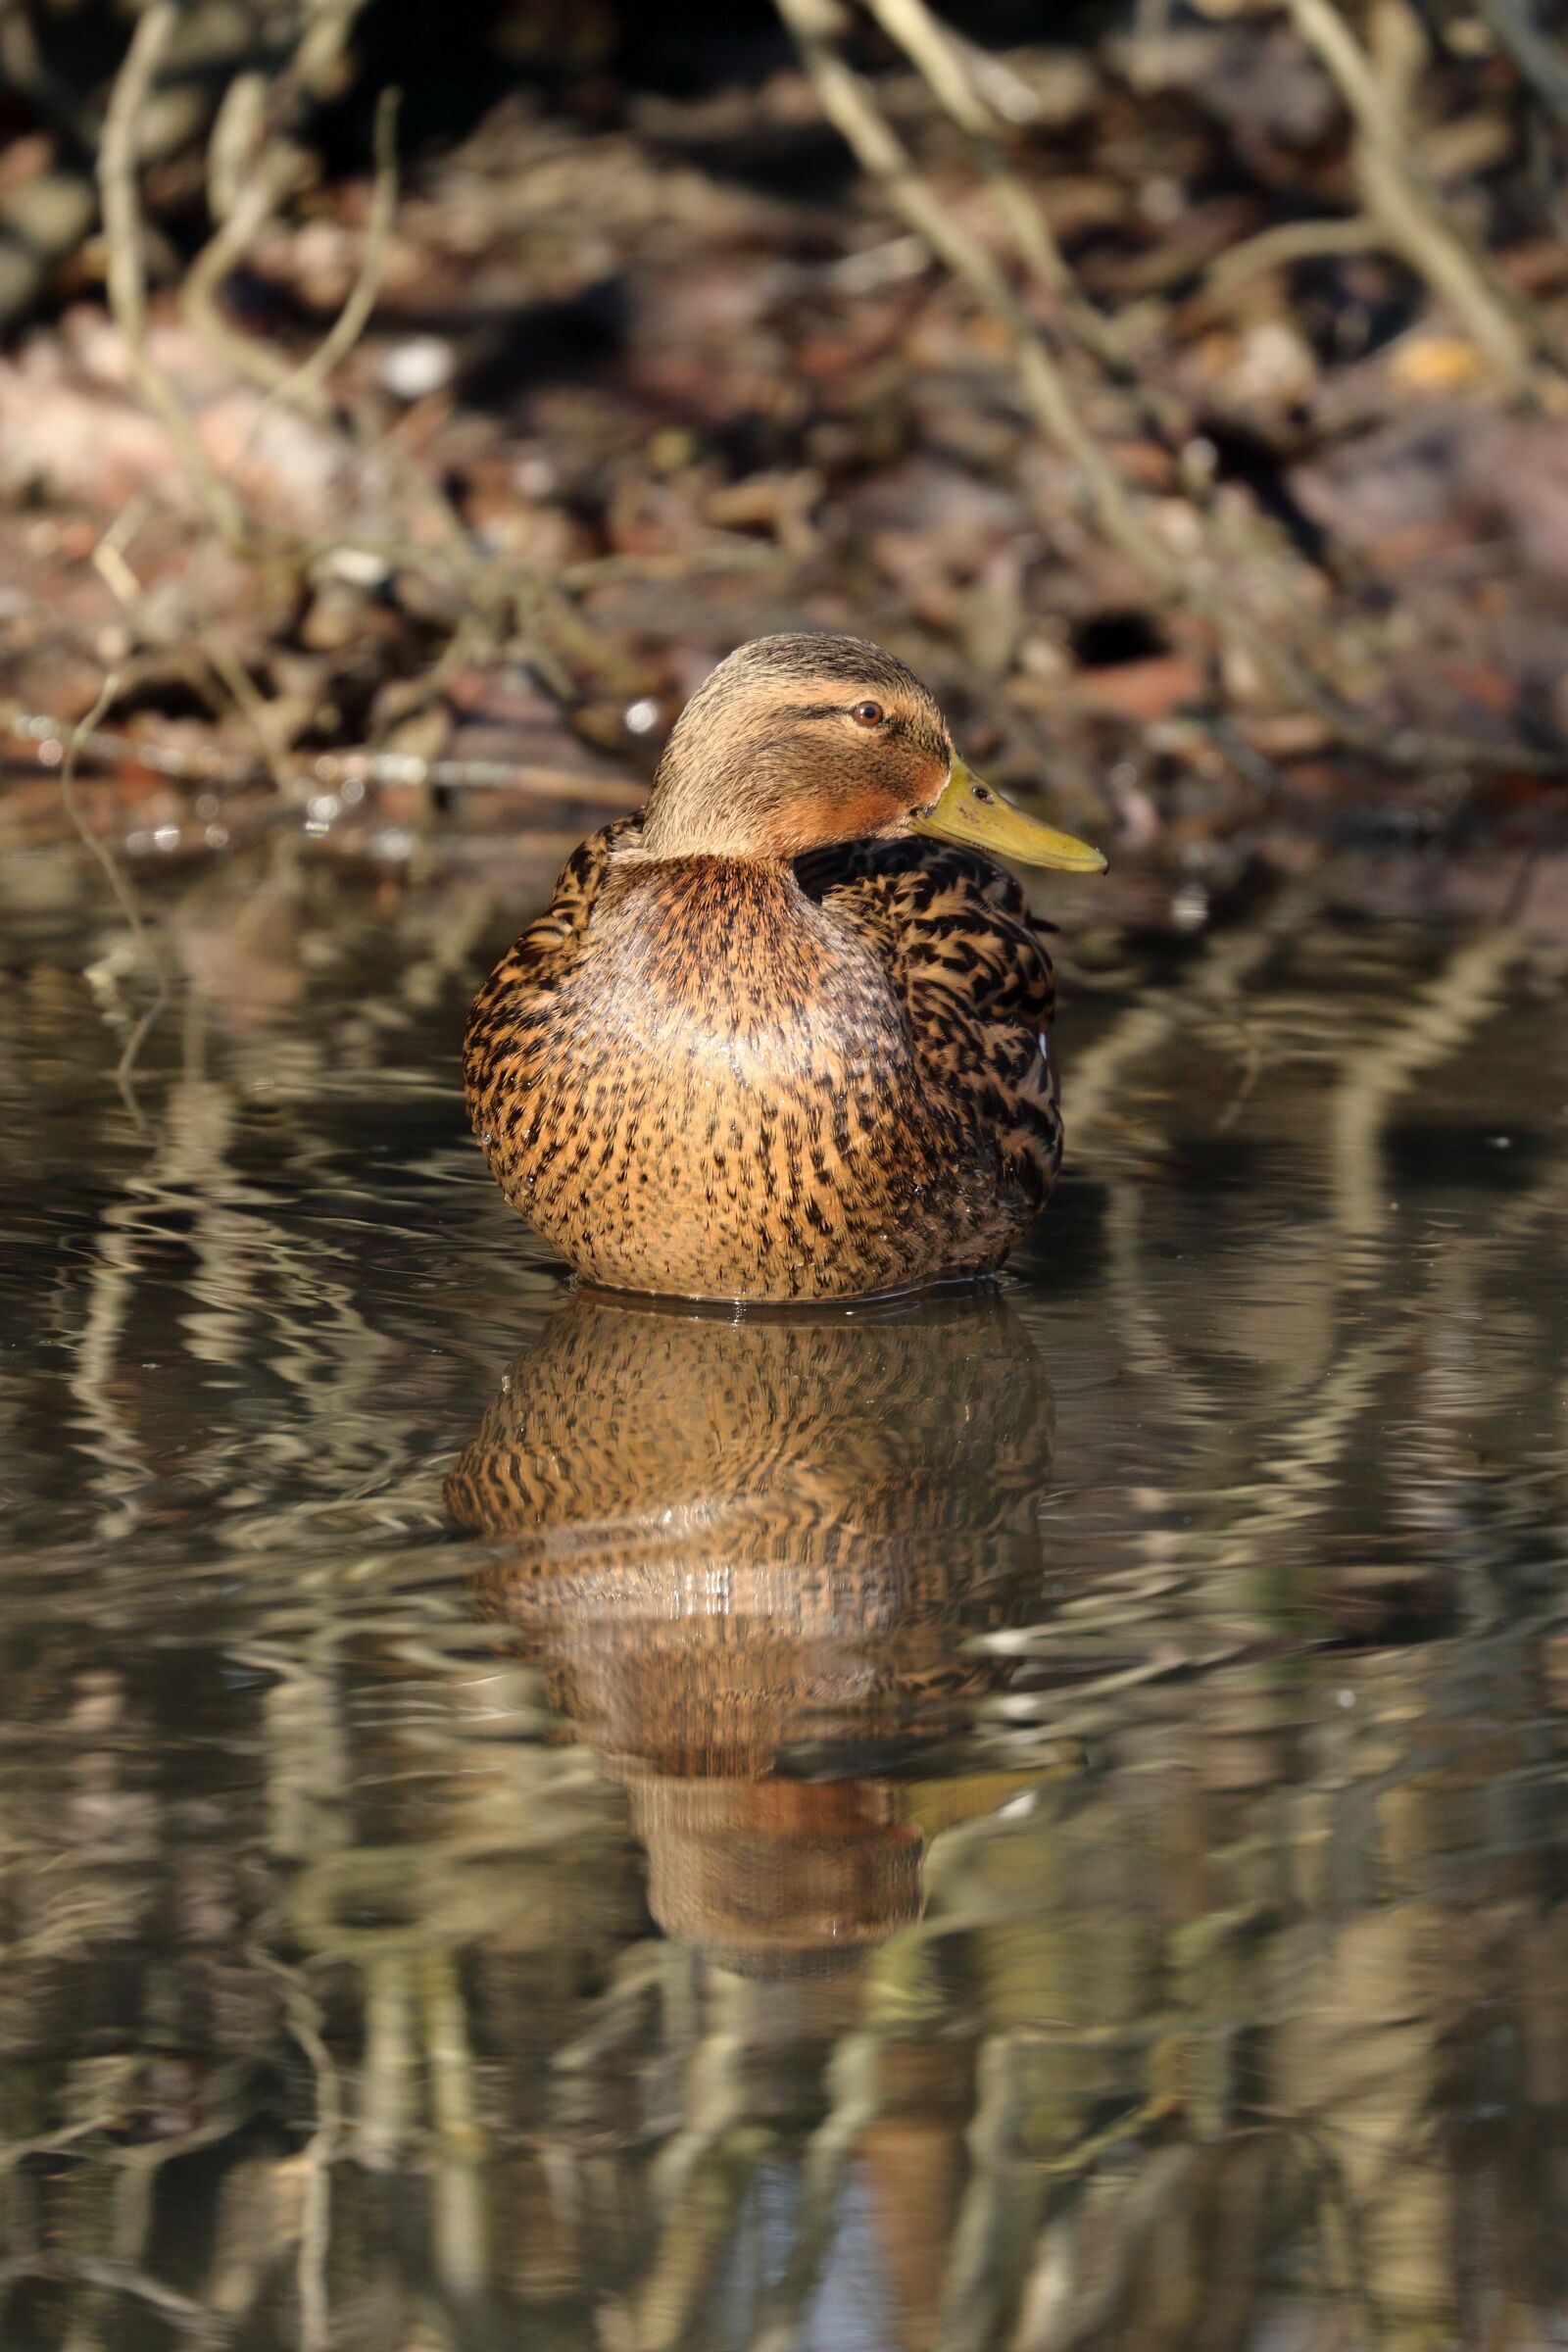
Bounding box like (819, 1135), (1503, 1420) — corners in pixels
(630, 1778), (923, 1980)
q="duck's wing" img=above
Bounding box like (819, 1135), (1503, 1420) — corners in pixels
(463, 814), (641, 1115)
(797, 837), (1061, 1202)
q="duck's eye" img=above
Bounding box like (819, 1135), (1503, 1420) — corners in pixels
(851, 700), (885, 728)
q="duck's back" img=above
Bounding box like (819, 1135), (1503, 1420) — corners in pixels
(800, 834), (1061, 1202)
(464, 820), (1059, 1300)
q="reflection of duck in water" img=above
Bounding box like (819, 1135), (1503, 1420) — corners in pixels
(444, 1289), (1053, 1978)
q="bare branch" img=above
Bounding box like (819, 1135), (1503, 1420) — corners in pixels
(96, 3), (249, 548)
(5, 702), (647, 808)
(1286, 0), (1546, 393)
(262, 87), (402, 420)
(775, 0), (1568, 779)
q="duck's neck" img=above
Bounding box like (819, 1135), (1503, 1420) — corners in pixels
(639, 753), (807, 859)
(605, 852), (830, 995)
(620, 850), (804, 924)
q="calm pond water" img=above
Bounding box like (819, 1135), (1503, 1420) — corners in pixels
(2, 850), (1567, 2352)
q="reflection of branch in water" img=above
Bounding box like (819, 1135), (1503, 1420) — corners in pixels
(421, 1948), (490, 2309)
(747, 2032), (881, 2352)
(1012, 2144), (1199, 2352)
(358, 1954), (418, 2172)
(70, 1192), (164, 1541)
(631, 2100), (768, 2352)
(0, 2254), (229, 2344)
(1040, 914), (1543, 1682)
(254, 1950), (342, 2352)
(1330, 927), (1526, 1245)
(1065, 906), (1306, 1155)
(934, 2034), (1054, 2352)
(57, 672), (171, 1129)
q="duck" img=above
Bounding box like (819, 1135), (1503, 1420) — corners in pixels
(463, 632), (1104, 1302)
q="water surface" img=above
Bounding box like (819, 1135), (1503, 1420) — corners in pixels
(2, 854), (1567, 2351)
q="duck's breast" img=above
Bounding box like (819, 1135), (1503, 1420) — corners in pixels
(510, 862), (969, 1296)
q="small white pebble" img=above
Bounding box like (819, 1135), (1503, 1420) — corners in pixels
(376, 753), (427, 786)
(379, 334), (455, 402)
(328, 546), (391, 590)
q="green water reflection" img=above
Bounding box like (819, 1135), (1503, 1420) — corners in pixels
(1, 857), (1567, 2350)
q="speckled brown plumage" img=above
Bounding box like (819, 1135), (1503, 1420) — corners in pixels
(444, 1291), (1054, 1973)
(463, 633), (1080, 1302)
(446, 1288), (1052, 1626)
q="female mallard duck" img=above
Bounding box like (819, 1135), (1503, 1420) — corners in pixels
(464, 632), (1103, 1301)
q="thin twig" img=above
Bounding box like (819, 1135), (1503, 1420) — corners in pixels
(182, 147), (299, 398)
(775, 0), (1186, 584)
(261, 87), (401, 423)
(858, 0), (1146, 390)
(97, 3), (248, 548)
(1205, 212), (1382, 300)
(856, 0), (1337, 648)
(1286, 0), (1543, 392)
(5, 706), (647, 808)
(1476, 0), (1568, 129)
(774, 0), (1568, 778)
(196, 638), (299, 798)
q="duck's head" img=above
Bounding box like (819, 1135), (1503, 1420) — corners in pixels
(639, 631), (1105, 871)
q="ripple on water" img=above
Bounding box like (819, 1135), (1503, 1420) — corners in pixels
(1, 884), (1566, 2347)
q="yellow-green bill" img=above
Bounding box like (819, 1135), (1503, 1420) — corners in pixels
(913, 757), (1106, 872)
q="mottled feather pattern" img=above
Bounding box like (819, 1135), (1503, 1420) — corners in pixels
(445, 1293), (1054, 1773)
(800, 835), (1061, 1201)
(464, 813), (1062, 1301)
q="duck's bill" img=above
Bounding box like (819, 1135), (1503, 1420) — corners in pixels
(913, 758), (1106, 873)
